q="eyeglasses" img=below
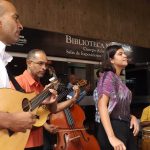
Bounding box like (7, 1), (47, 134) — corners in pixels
(31, 60), (49, 68)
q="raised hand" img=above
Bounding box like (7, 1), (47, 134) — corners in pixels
(72, 85), (80, 102)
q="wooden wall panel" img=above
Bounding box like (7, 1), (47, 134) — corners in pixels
(11, 0), (150, 48)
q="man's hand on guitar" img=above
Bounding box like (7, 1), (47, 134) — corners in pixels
(42, 89), (58, 105)
(8, 112), (36, 132)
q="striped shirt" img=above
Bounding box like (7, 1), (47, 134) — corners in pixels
(97, 71), (132, 122)
(93, 87), (100, 123)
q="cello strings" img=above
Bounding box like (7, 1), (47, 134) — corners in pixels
(64, 107), (82, 145)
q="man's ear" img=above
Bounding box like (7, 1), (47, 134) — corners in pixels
(27, 60), (32, 66)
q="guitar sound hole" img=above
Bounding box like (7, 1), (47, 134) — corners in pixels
(22, 98), (30, 112)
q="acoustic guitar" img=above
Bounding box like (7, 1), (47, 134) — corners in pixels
(34, 80), (87, 127)
(0, 80), (87, 150)
(0, 81), (56, 150)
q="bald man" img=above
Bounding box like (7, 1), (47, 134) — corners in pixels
(0, 0), (36, 132)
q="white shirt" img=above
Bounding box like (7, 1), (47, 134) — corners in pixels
(0, 41), (13, 88)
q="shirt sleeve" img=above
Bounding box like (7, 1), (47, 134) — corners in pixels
(97, 71), (114, 98)
(97, 71), (118, 113)
(141, 107), (149, 122)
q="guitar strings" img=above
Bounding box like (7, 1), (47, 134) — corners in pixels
(23, 80), (86, 111)
(57, 81), (86, 102)
(23, 88), (51, 111)
(31, 89), (51, 110)
(57, 88), (73, 102)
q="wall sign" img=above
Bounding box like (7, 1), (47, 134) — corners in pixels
(6, 28), (108, 62)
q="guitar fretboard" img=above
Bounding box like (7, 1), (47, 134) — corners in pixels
(57, 87), (73, 102)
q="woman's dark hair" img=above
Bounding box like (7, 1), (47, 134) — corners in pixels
(101, 45), (123, 73)
(96, 69), (101, 78)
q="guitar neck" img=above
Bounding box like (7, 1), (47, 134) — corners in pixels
(30, 88), (52, 111)
(57, 80), (87, 102)
(57, 87), (73, 102)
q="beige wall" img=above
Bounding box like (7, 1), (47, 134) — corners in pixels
(12, 0), (150, 48)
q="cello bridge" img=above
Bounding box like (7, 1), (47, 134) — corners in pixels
(68, 135), (80, 141)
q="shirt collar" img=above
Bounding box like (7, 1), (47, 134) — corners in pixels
(0, 41), (6, 55)
(0, 41), (13, 65)
(23, 70), (41, 86)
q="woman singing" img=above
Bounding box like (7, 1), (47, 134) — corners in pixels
(97, 45), (139, 150)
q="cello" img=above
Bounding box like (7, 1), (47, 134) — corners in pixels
(50, 102), (100, 149)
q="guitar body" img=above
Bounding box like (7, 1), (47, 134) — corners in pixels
(34, 106), (50, 127)
(0, 88), (36, 150)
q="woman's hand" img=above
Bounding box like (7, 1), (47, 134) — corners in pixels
(109, 135), (126, 150)
(130, 115), (139, 136)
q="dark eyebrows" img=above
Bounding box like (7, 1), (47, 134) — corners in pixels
(118, 51), (125, 55)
